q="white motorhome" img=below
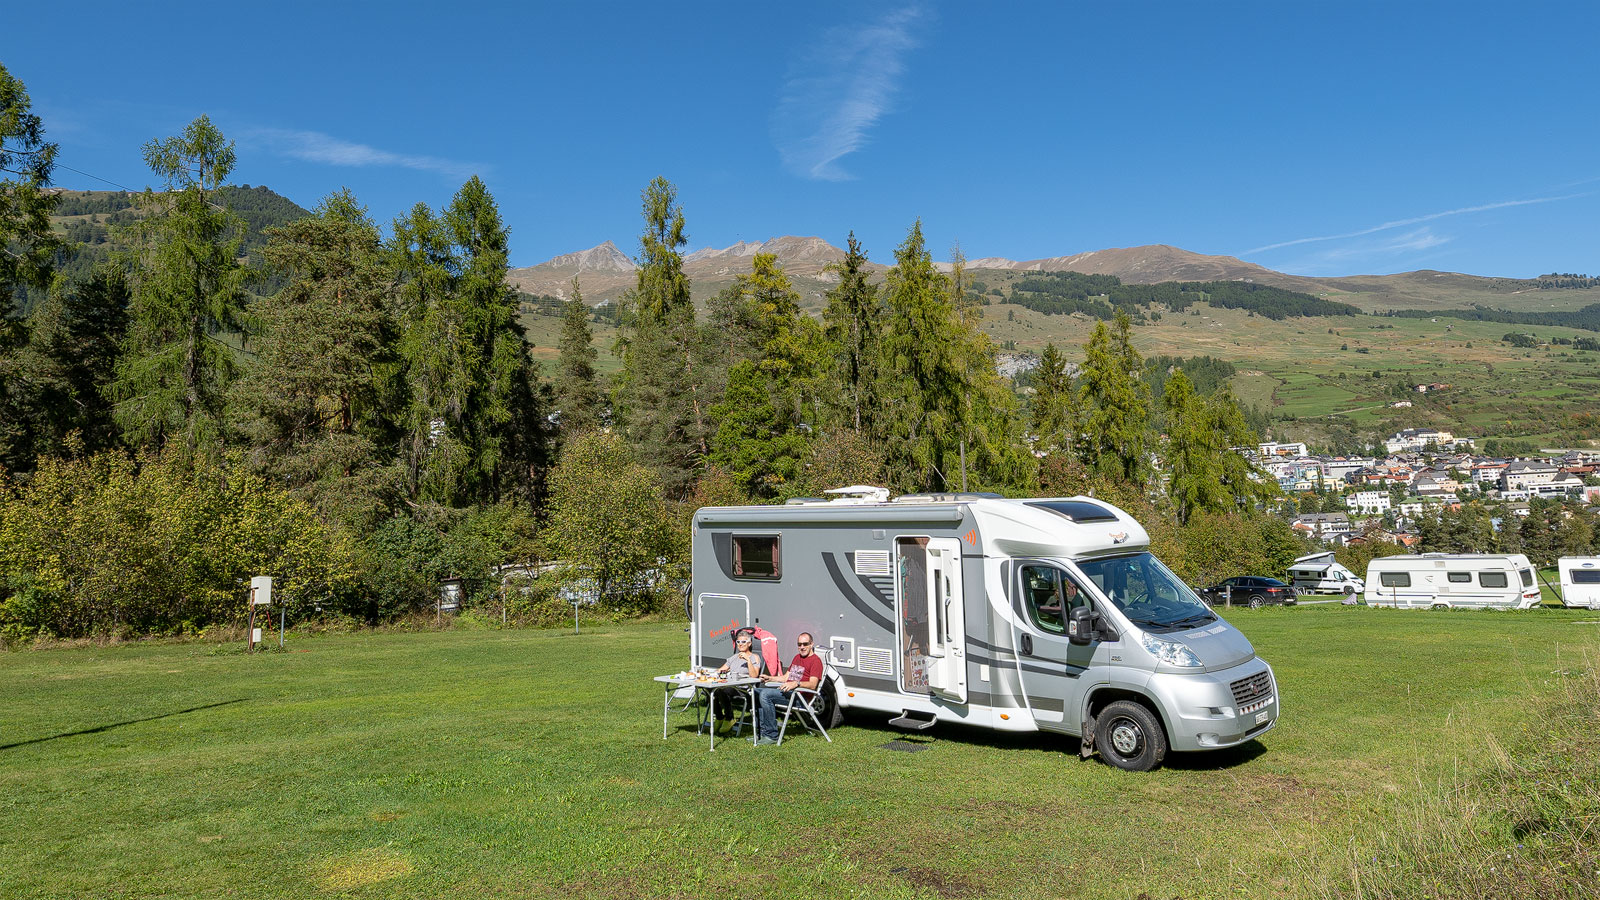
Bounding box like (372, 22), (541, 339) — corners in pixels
(690, 488), (1279, 771)
(1287, 551), (1364, 596)
(1363, 554), (1541, 609)
(1557, 557), (1600, 609)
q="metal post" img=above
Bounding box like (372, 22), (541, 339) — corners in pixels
(574, 601), (580, 635)
(247, 590), (257, 654)
(279, 605), (286, 649)
(959, 439), (968, 492)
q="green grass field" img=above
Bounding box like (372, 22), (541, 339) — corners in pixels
(4, 608), (1598, 899)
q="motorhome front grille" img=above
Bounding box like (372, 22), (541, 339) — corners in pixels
(1230, 671), (1273, 707)
(857, 646), (894, 676)
(853, 551), (893, 577)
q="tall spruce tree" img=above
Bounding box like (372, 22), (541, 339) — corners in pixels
(708, 253), (824, 497)
(553, 278), (602, 435)
(1030, 342), (1076, 455)
(821, 232), (882, 435)
(879, 220), (1031, 492)
(392, 177), (548, 506)
(1077, 311), (1150, 482)
(239, 189), (399, 529)
(0, 62), (60, 334)
(111, 115), (251, 457)
(614, 177), (713, 495)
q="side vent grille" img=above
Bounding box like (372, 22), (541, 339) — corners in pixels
(857, 646), (894, 676)
(854, 550), (892, 577)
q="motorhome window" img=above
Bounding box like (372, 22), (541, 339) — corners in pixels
(1447, 572), (1471, 583)
(1570, 570), (1600, 584)
(1027, 500), (1119, 523)
(1479, 571), (1508, 589)
(1519, 569), (1534, 588)
(1019, 565), (1087, 635)
(1379, 572), (1410, 587)
(732, 536), (780, 579)
(1073, 553), (1212, 631)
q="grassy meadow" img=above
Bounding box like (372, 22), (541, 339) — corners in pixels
(4, 606), (1598, 899)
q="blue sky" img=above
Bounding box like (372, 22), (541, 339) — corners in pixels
(6, 2), (1597, 277)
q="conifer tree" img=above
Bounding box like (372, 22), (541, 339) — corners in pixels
(112, 115), (251, 458)
(879, 220), (1031, 492)
(0, 62), (60, 336)
(1030, 342), (1076, 455)
(708, 253), (824, 497)
(553, 277), (603, 435)
(239, 189), (399, 529)
(392, 177), (548, 507)
(1077, 310), (1150, 482)
(614, 177), (713, 495)
(821, 232), (882, 435)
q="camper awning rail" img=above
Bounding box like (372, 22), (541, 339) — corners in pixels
(696, 506), (966, 526)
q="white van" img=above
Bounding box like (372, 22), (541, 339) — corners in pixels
(1557, 557), (1600, 609)
(1364, 554), (1542, 609)
(1286, 551), (1364, 596)
(691, 490), (1279, 771)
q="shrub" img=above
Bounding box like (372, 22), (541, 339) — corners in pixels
(0, 448), (363, 640)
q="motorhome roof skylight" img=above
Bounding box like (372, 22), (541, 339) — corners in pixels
(1027, 500), (1119, 523)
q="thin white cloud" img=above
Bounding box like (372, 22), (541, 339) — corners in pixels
(772, 5), (924, 181)
(246, 127), (483, 180)
(1277, 227), (1454, 275)
(1245, 192), (1590, 255)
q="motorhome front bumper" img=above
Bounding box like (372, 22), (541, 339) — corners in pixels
(1149, 661), (1279, 752)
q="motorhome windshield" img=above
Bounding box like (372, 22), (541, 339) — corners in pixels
(1075, 552), (1215, 632)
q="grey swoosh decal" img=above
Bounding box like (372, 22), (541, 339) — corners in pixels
(822, 553), (895, 633)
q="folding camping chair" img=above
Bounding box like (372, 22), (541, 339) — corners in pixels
(774, 686), (832, 745)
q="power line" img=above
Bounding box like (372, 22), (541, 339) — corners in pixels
(52, 162), (140, 193)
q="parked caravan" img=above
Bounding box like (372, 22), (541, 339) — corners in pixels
(1557, 557), (1600, 609)
(689, 487), (1279, 771)
(1363, 554), (1541, 609)
(1287, 551), (1364, 596)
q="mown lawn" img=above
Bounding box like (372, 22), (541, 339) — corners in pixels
(4, 607), (1598, 899)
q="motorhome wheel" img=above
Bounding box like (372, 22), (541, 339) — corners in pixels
(818, 683), (845, 729)
(1096, 700), (1168, 772)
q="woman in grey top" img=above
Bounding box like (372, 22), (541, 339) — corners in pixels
(719, 631), (761, 677)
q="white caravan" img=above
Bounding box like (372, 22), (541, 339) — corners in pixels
(1557, 557), (1600, 609)
(690, 489), (1279, 771)
(1286, 551), (1364, 596)
(1363, 553), (1541, 609)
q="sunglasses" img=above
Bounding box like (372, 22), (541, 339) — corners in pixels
(797, 641), (812, 647)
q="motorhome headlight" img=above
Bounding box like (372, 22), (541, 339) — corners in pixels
(1140, 632), (1203, 668)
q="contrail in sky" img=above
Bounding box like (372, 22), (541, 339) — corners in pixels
(1245, 192), (1591, 255)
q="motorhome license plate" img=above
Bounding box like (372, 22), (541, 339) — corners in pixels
(1254, 710), (1269, 725)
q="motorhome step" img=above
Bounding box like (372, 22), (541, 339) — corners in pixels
(889, 710), (939, 731)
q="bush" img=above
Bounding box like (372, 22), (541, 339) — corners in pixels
(0, 448), (363, 640)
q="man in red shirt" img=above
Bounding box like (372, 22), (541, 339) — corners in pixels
(753, 631), (823, 745)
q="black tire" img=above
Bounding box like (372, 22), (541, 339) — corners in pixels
(1097, 700), (1168, 772)
(1344, 586), (1356, 596)
(1248, 594), (1266, 609)
(815, 682), (846, 729)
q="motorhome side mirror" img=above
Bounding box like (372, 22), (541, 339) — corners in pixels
(1067, 606), (1094, 645)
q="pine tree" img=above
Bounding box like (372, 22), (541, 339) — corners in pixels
(614, 177), (713, 495)
(111, 115), (251, 458)
(553, 278), (603, 435)
(392, 177), (548, 507)
(707, 253), (823, 497)
(879, 220), (1031, 492)
(238, 189), (399, 529)
(1030, 342), (1076, 455)
(821, 232), (882, 435)
(0, 62), (60, 334)
(1077, 311), (1151, 482)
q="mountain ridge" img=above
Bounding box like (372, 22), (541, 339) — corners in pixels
(508, 237), (1593, 311)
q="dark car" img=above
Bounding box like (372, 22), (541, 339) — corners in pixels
(1196, 576), (1297, 608)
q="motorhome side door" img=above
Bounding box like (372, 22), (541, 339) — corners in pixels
(1010, 563), (1095, 731)
(894, 537), (967, 704)
(696, 593), (750, 669)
